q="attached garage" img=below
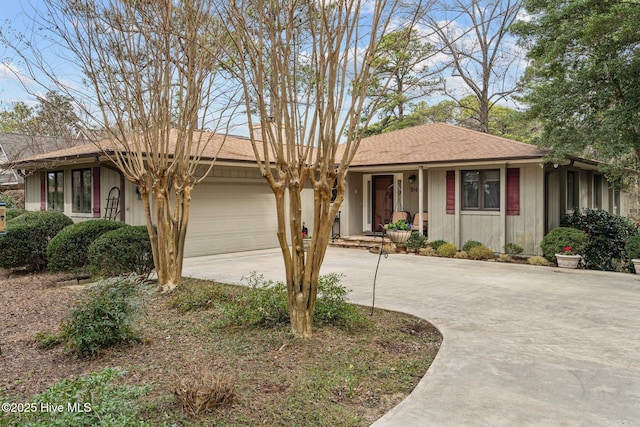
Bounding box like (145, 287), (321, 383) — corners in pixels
(185, 177), (279, 257)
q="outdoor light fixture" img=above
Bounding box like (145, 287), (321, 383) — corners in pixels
(408, 174), (416, 184)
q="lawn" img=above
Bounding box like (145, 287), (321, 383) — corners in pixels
(0, 272), (441, 426)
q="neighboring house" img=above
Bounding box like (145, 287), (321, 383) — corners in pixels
(0, 133), (87, 189)
(7, 123), (634, 257)
(9, 131), (287, 258)
(337, 123), (628, 255)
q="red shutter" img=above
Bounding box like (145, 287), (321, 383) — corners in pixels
(92, 167), (101, 218)
(506, 168), (520, 216)
(446, 170), (455, 214)
(40, 172), (46, 211)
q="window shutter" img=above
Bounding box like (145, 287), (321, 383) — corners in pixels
(506, 168), (520, 216)
(40, 172), (46, 211)
(92, 167), (101, 218)
(446, 170), (455, 214)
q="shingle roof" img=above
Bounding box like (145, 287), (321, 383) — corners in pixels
(10, 130), (261, 168)
(348, 123), (547, 166)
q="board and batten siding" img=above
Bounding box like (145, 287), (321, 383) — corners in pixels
(427, 168), (457, 244)
(429, 164), (545, 255)
(505, 165), (545, 255)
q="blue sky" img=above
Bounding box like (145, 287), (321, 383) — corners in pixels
(0, 1), (48, 107)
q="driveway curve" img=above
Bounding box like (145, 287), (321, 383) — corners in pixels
(183, 247), (640, 426)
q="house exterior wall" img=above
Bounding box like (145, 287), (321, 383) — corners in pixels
(428, 168), (456, 244)
(506, 165), (545, 255)
(23, 163), (288, 258)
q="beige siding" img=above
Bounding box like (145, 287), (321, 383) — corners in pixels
(460, 212), (502, 249)
(24, 172), (41, 211)
(344, 172), (363, 236)
(427, 168), (455, 244)
(506, 165), (545, 255)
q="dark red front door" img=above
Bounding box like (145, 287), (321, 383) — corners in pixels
(372, 175), (393, 231)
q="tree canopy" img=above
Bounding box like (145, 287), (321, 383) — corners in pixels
(514, 0), (640, 170)
(0, 91), (80, 138)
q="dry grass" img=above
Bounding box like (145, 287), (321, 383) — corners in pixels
(0, 274), (442, 426)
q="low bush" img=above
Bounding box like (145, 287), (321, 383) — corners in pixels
(429, 239), (447, 250)
(562, 208), (639, 271)
(467, 245), (495, 260)
(406, 232), (427, 251)
(0, 210), (73, 271)
(462, 240), (483, 253)
(216, 272), (369, 330)
(88, 225), (155, 278)
(625, 235), (640, 261)
(0, 193), (16, 208)
(8, 367), (151, 426)
(436, 242), (457, 258)
(174, 368), (235, 415)
(540, 227), (589, 262)
(503, 243), (523, 256)
(528, 255), (550, 266)
(169, 280), (232, 313)
(61, 275), (147, 358)
(5, 207), (26, 221)
(47, 219), (126, 272)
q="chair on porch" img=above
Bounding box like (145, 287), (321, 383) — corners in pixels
(389, 211), (411, 225)
(412, 212), (428, 236)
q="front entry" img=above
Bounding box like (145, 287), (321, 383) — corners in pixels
(372, 175), (393, 231)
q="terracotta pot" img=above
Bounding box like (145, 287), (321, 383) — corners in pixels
(555, 253), (581, 269)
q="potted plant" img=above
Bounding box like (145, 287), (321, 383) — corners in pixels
(555, 245), (582, 269)
(624, 235), (640, 273)
(384, 220), (412, 244)
(540, 227), (589, 268)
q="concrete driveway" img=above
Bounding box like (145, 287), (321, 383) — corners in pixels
(183, 247), (640, 426)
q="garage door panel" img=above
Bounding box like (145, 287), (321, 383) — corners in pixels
(184, 181), (279, 257)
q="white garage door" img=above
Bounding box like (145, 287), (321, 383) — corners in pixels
(184, 180), (279, 257)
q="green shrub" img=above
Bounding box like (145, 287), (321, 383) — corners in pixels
(625, 235), (640, 261)
(216, 272), (368, 330)
(88, 225), (155, 278)
(562, 209), (639, 271)
(5, 207), (26, 221)
(47, 219), (126, 272)
(35, 330), (65, 349)
(467, 245), (495, 260)
(7, 367), (151, 426)
(0, 193), (16, 208)
(436, 242), (457, 258)
(169, 279), (232, 313)
(61, 275), (146, 358)
(430, 239), (447, 250)
(0, 210), (73, 270)
(503, 243), (524, 256)
(462, 240), (483, 253)
(314, 273), (368, 329)
(406, 231), (427, 250)
(540, 227), (589, 262)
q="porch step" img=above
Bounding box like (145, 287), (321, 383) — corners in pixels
(329, 235), (385, 251)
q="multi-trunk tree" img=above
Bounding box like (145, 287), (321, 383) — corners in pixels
(2, 0), (237, 291)
(223, 0), (420, 338)
(424, 0), (524, 133)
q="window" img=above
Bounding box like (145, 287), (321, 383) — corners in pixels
(47, 171), (64, 211)
(593, 175), (602, 209)
(462, 169), (500, 210)
(72, 169), (92, 213)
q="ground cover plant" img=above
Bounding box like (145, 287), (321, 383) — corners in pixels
(0, 273), (441, 426)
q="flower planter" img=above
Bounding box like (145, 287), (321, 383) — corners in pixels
(303, 238), (312, 251)
(632, 259), (640, 274)
(555, 253), (581, 269)
(386, 229), (412, 244)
